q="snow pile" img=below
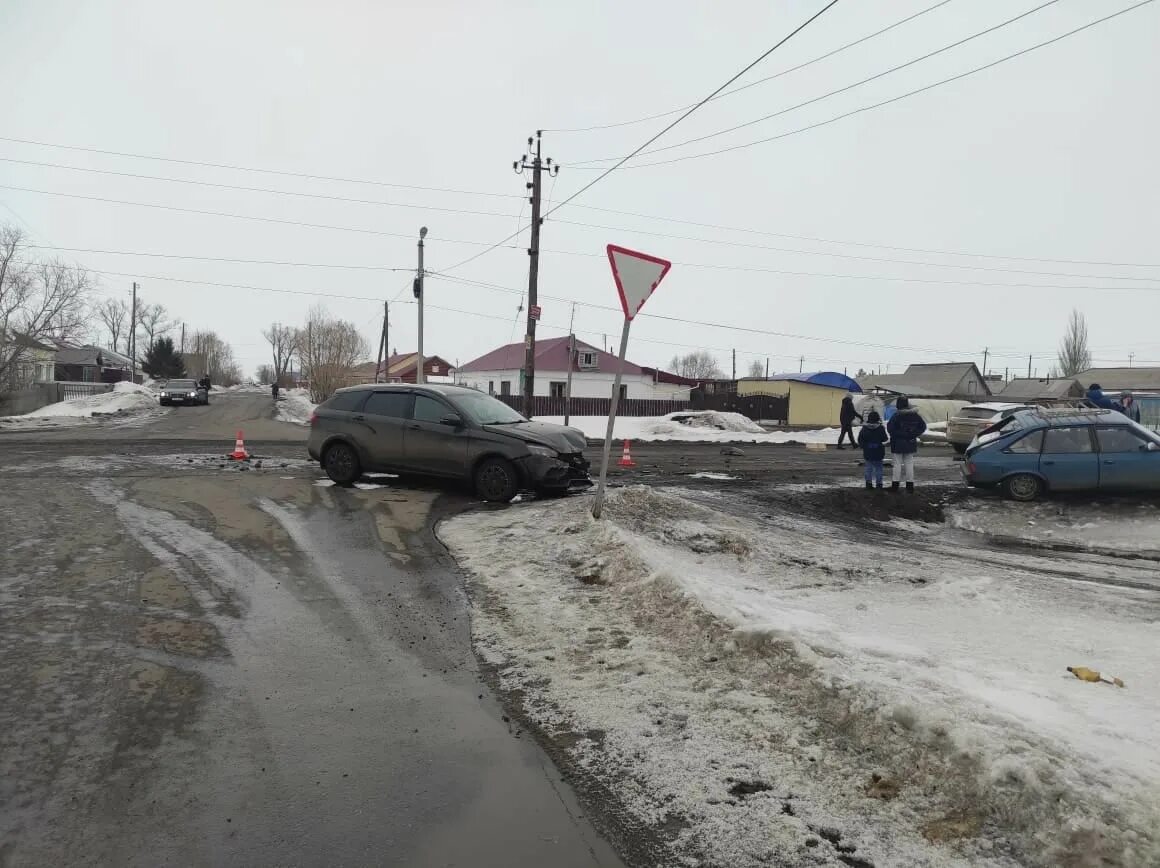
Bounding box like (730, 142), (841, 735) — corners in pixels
(538, 414), (843, 444)
(275, 388), (316, 426)
(0, 381), (161, 427)
(442, 488), (1160, 867)
(949, 499), (1160, 559)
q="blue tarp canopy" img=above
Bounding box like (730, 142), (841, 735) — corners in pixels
(768, 371), (862, 392)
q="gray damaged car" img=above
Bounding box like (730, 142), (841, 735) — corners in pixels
(306, 384), (591, 502)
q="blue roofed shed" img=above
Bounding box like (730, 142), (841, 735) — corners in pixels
(738, 371), (861, 427)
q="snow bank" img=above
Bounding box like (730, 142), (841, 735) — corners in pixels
(442, 488), (1160, 867)
(0, 381), (161, 427)
(275, 388), (316, 426)
(539, 413), (843, 444)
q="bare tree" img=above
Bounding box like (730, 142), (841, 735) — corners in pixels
(668, 350), (723, 380)
(1057, 309), (1092, 377)
(136, 302), (173, 350)
(746, 359), (764, 378)
(1, 225), (91, 389)
(262, 323), (297, 386)
(95, 298), (130, 353)
(256, 363), (276, 384)
(297, 305), (370, 403)
(187, 329), (243, 386)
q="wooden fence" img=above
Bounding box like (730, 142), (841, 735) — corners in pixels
(689, 390), (789, 422)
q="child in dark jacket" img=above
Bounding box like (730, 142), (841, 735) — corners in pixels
(857, 409), (888, 490)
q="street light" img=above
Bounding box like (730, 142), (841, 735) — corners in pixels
(416, 227), (427, 384)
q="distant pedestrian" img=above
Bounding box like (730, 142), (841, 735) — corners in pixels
(857, 409), (888, 490)
(836, 395), (863, 450)
(886, 396), (927, 492)
(1119, 390), (1142, 423)
(1086, 383), (1117, 411)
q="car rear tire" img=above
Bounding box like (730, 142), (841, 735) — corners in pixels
(952, 443), (967, 455)
(323, 442), (360, 486)
(1002, 473), (1043, 502)
(475, 457), (519, 503)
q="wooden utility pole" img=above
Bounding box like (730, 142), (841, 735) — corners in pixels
(982, 347), (989, 377)
(799, 355), (804, 373)
(732, 348), (736, 380)
(514, 131), (558, 417)
(765, 357), (769, 379)
(375, 302), (388, 383)
(130, 282), (138, 382)
(180, 322), (185, 354)
(1027, 354), (1032, 378)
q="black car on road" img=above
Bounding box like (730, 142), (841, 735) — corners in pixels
(159, 378), (209, 406)
(307, 384), (591, 502)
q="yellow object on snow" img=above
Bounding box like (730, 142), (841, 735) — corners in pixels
(1067, 666), (1125, 688)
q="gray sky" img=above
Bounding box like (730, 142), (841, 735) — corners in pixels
(3, 0), (1158, 379)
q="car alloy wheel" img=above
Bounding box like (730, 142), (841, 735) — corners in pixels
(475, 457), (518, 503)
(1003, 473), (1042, 502)
(323, 442), (360, 486)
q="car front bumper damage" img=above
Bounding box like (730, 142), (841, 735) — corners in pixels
(520, 451), (592, 492)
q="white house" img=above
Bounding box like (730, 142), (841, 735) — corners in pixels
(457, 336), (695, 401)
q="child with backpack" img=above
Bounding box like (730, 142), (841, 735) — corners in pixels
(856, 409), (889, 490)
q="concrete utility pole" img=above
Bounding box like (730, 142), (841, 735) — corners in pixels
(564, 302), (576, 426)
(180, 322), (185, 355)
(1027, 354), (1032, 378)
(765, 357), (770, 379)
(375, 302), (388, 383)
(1129, 352), (1135, 368)
(732, 349), (736, 380)
(415, 227), (427, 383)
(130, 282), (138, 382)
(514, 131), (558, 417)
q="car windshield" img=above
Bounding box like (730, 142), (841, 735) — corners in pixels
(453, 392), (528, 425)
(974, 414), (1024, 448)
(166, 380), (195, 388)
(959, 406), (1002, 420)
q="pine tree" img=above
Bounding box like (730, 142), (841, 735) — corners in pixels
(142, 336), (187, 379)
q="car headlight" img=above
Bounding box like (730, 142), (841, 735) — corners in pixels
(527, 444), (557, 458)
(189, 392), (196, 397)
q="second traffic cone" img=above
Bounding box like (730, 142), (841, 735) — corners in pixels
(618, 439), (636, 468)
(229, 430), (249, 460)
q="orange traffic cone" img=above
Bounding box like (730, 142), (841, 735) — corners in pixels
(229, 430), (249, 460)
(618, 439), (636, 468)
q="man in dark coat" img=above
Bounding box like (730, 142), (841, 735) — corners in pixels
(886, 396), (926, 491)
(1119, 390), (1142, 423)
(836, 395), (862, 449)
(1086, 383), (1118, 410)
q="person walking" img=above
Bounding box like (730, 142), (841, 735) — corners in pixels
(857, 409), (888, 490)
(836, 395), (862, 450)
(886, 396), (926, 492)
(1119, 390), (1142, 423)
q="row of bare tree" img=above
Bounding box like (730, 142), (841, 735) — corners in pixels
(2, 223), (244, 390)
(262, 305), (370, 403)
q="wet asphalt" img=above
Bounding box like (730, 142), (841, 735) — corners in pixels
(0, 393), (625, 867)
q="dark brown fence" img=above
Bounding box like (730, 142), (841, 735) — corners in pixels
(689, 390), (788, 422)
(493, 395), (691, 418)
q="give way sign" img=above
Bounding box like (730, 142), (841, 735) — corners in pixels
(607, 244), (672, 320)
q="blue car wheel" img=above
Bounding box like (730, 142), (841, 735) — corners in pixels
(1002, 473), (1043, 502)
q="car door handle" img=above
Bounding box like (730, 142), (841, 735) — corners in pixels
(353, 414), (366, 422)
(408, 424), (421, 430)
(1103, 459), (1116, 464)
(1042, 460), (1055, 466)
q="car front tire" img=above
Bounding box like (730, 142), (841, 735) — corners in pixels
(1001, 473), (1043, 502)
(952, 443), (967, 455)
(323, 442), (361, 486)
(474, 457), (519, 503)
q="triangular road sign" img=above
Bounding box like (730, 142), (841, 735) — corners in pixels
(606, 244), (672, 321)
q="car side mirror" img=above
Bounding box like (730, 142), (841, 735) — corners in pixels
(440, 413), (463, 427)
(1146, 442), (1159, 452)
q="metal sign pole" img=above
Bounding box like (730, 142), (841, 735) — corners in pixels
(592, 317), (632, 519)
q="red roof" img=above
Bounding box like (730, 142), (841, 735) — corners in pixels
(459, 336), (646, 375)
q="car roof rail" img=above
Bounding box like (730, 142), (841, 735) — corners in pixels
(1028, 407), (1114, 418)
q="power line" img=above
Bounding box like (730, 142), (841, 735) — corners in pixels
(25, 244), (414, 272)
(540, 0), (842, 221)
(571, 0), (1059, 165)
(0, 185), (512, 246)
(0, 136), (523, 200)
(544, 0), (955, 133)
(560, 203), (1160, 269)
(568, 1), (1156, 171)
(0, 157), (521, 220)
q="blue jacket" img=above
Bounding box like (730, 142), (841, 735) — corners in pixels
(1086, 387), (1118, 411)
(857, 421), (888, 461)
(887, 408), (927, 454)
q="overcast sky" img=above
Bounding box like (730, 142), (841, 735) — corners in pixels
(3, 0), (1158, 380)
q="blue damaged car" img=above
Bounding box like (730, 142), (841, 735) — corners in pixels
(962, 408), (1160, 501)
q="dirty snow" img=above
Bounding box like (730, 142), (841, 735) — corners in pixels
(441, 487), (1160, 867)
(0, 381), (164, 429)
(538, 413), (845, 444)
(689, 472), (737, 480)
(275, 388), (317, 426)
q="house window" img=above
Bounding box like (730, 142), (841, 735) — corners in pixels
(500, 381), (511, 396)
(549, 381), (566, 398)
(430, 364), (440, 374)
(618, 384), (627, 401)
(488, 381), (495, 395)
(578, 351), (596, 369)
